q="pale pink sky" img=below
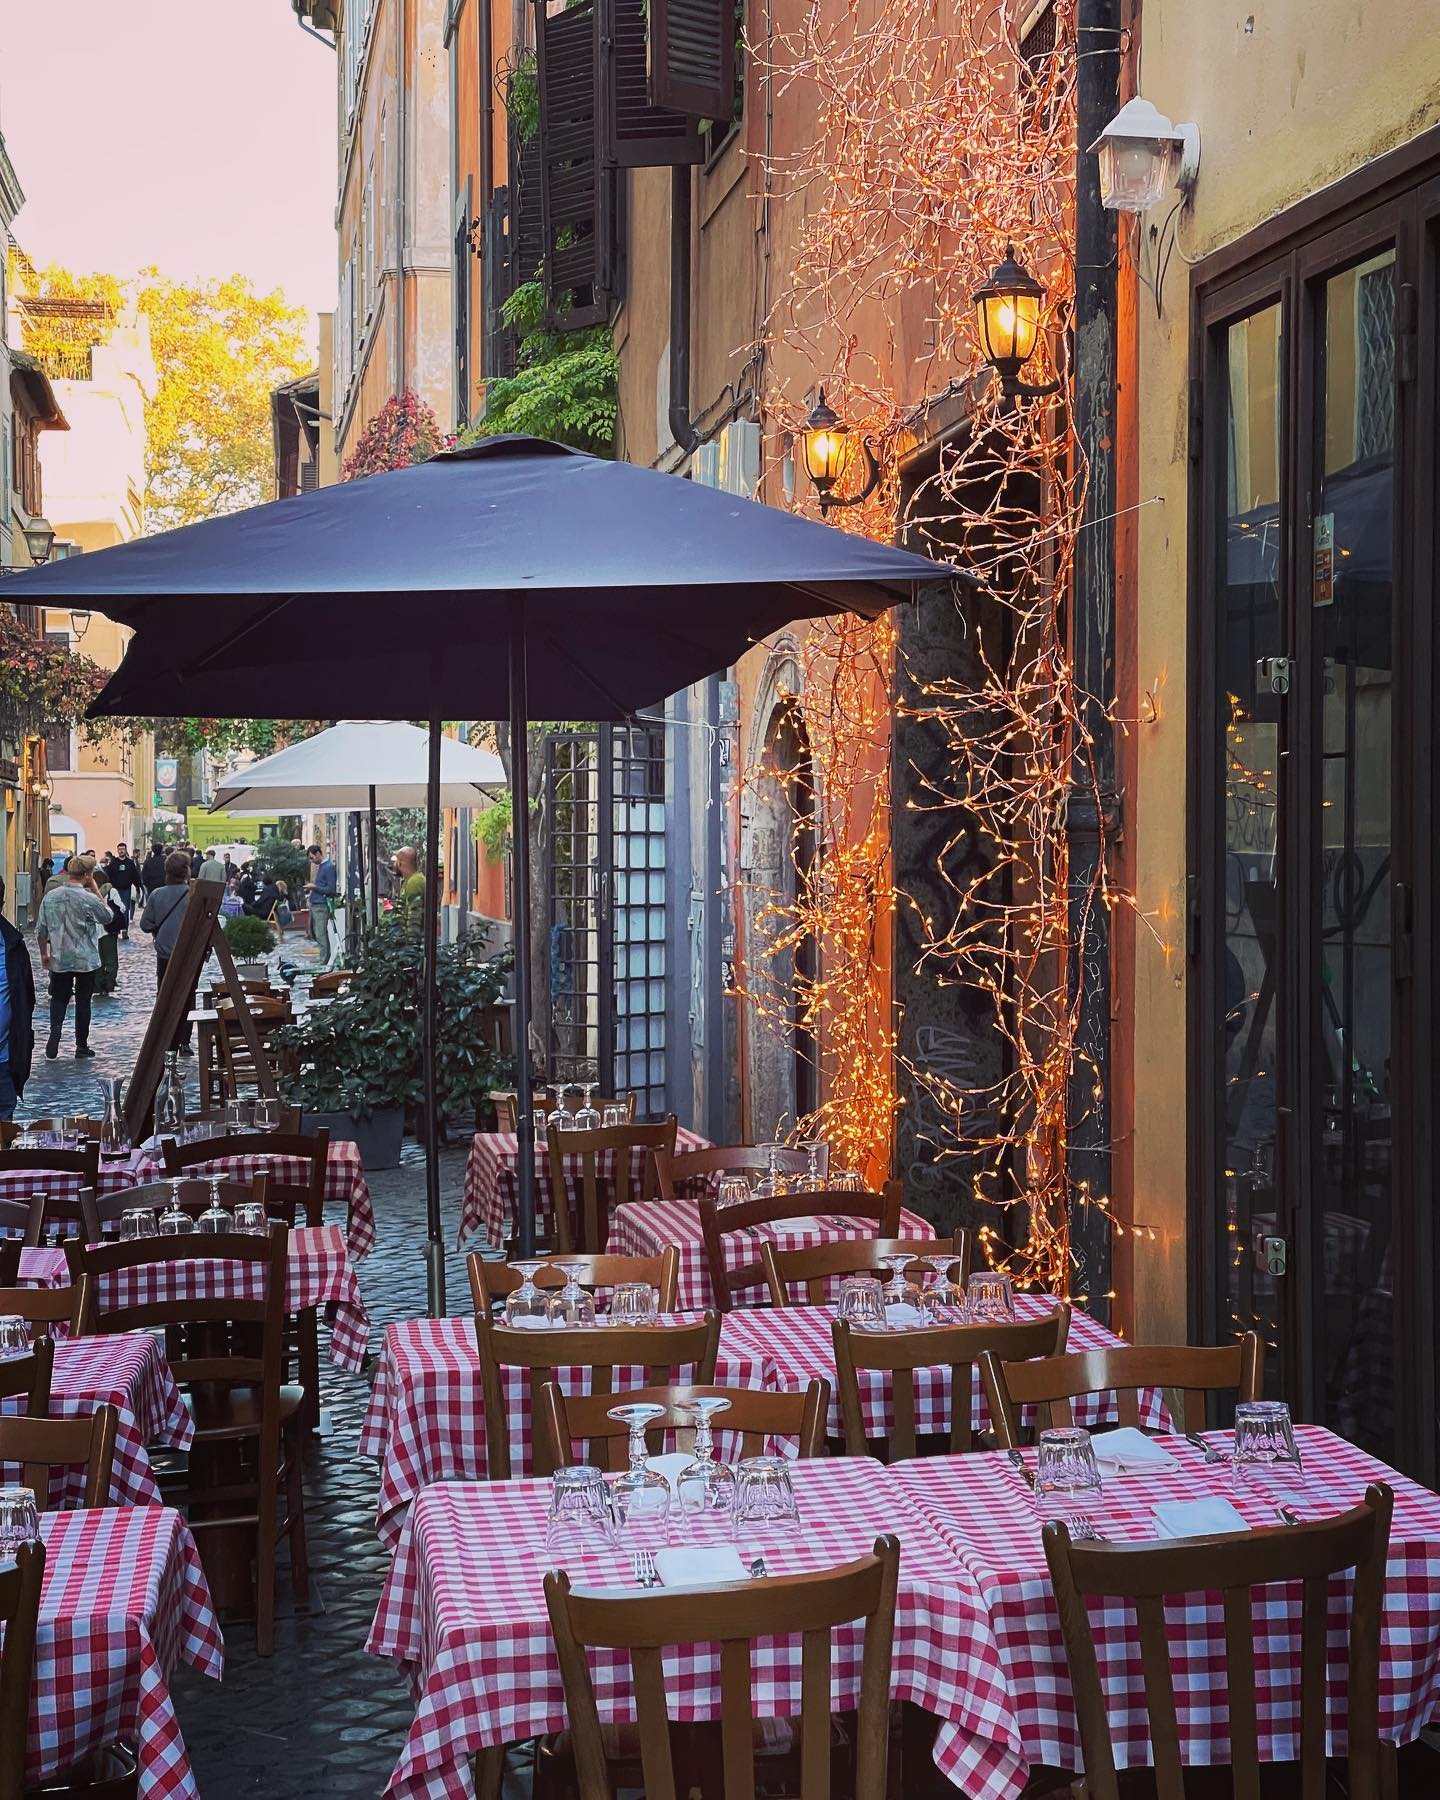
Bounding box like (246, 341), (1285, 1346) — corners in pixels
(0, 0), (337, 347)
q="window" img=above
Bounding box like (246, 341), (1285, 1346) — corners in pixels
(363, 164), (377, 314)
(1018, 1), (1060, 138)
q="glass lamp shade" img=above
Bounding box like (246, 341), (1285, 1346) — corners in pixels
(800, 390), (850, 497)
(1096, 134), (1176, 212)
(21, 517), (56, 565)
(971, 246), (1045, 384)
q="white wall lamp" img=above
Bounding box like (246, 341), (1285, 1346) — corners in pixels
(1089, 97), (1200, 214)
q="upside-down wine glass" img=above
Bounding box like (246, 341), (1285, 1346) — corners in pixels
(609, 1403), (672, 1549)
(921, 1253), (967, 1321)
(197, 1176), (231, 1235)
(547, 1260), (597, 1327)
(675, 1396), (738, 1542)
(796, 1141), (826, 1192)
(880, 1251), (922, 1319)
(504, 1261), (552, 1328)
(752, 1143), (786, 1199)
(574, 1084), (601, 1132)
(549, 1086), (577, 1132)
(159, 1179), (193, 1236)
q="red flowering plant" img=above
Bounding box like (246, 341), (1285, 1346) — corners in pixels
(341, 390), (453, 480)
(0, 606), (111, 742)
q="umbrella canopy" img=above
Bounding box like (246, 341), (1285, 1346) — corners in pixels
(4, 437), (943, 722)
(210, 720), (505, 812)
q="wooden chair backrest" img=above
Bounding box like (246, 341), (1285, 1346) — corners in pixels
(0, 1278), (90, 1340)
(80, 1175), (270, 1237)
(538, 1377), (830, 1472)
(308, 970), (352, 994)
(761, 1230), (969, 1307)
(652, 1143), (799, 1202)
(0, 1403), (118, 1510)
(833, 1306), (1072, 1460)
(0, 1195), (42, 1249)
(467, 1247), (680, 1314)
(0, 1541), (44, 1800)
(0, 1240), (17, 1286)
(161, 1129), (328, 1226)
(981, 1334), (1266, 1447)
(1043, 1484), (1394, 1800)
(495, 1091), (636, 1132)
(545, 1535), (900, 1800)
(25, 1117), (104, 1142)
(473, 1310), (721, 1479)
(0, 1339), (54, 1415)
(699, 1185), (904, 1313)
(0, 1143), (100, 1188)
(0, 1121), (20, 1150)
(215, 1000), (291, 1100)
(547, 1118), (679, 1254)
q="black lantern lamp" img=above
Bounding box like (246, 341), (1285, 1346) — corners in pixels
(22, 516), (56, 566)
(972, 245), (1060, 401)
(800, 389), (881, 516)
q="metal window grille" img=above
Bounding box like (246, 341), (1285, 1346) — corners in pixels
(609, 725), (667, 1116)
(1355, 261), (1396, 461)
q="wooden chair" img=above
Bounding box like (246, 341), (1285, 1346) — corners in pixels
(651, 1142), (805, 1202)
(468, 1247), (680, 1314)
(307, 970), (352, 995)
(0, 1141), (100, 1194)
(0, 1403), (118, 1510)
(77, 1175), (270, 1240)
(0, 1278), (90, 1341)
(0, 1194), (43, 1248)
(544, 1535), (900, 1800)
(546, 1118), (679, 1254)
(161, 1131), (328, 1227)
(761, 1230), (970, 1307)
(0, 1338), (54, 1416)
(474, 1310), (721, 1480)
(539, 1378), (830, 1471)
(70, 1226), (307, 1656)
(24, 1117), (105, 1142)
(493, 1091), (636, 1133)
(0, 1541), (45, 1800)
(981, 1333), (1267, 1449)
(699, 1186), (904, 1312)
(833, 1307), (1072, 1461)
(0, 1120), (21, 1150)
(214, 995), (291, 1102)
(1043, 1484), (1395, 1800)
(0, 1238), (17, 1286)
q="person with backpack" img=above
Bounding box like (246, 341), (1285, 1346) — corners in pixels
(140, 851), (196, 1054)
(35, 853), (111, 1060)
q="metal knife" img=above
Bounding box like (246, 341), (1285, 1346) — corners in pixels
(1007, 1448), (1036, 1490)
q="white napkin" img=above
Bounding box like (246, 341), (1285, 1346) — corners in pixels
(646, 1452), (694, 1489)
(776, 1217), (827, 1236)
(505, 1314), (556, 1330)
(884, 1302), (925, 1328)
(1153, 1497), (1249, 1539)
(654, 1545), (749, 1588)
(1094, 1428), (1179, 1473)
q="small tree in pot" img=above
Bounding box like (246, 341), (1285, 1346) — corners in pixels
(221, 913), (276, 976)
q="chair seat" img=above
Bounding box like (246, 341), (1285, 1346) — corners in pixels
(185, 1383), (307, 1436)
(25, 1739), (138, 1798)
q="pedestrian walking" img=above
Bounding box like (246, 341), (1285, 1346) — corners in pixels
(189, 845), (203, 879)
(140, 850), (196, 1054)
(0, 876), (37, 1122)
(305, 843), (337, 949)
(35, 853), (111, 1061)
(93, 876), (126, 997)
(141, 841), (167, 897)
(198, 847), (226, 884)
(109, 843), (142, 934)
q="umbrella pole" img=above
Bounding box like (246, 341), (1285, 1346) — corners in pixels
(369, 785), (379, 926)
(509, 601), (537, 1258)
(422, 714), (446, 1317)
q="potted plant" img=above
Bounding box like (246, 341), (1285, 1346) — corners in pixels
(273, 916), (513, 1169)
(221, 913), (276, 979)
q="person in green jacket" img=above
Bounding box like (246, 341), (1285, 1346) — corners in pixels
(393, 846), (426, 925)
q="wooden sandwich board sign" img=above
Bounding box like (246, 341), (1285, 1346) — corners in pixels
(123, 878), (279, 1139)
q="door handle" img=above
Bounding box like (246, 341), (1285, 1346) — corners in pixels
(1393, 881), (1413, 982)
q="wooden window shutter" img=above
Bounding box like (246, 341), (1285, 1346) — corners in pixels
(535, 0), (614, 328)
(599, 0), (704, 168)
(649, 0), (735, 122)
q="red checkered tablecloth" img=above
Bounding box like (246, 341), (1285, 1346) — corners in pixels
(1, 1334), (194, 1509)
(719, 1294), (1167, 1443)
(134, 1140), (377, 1260)
(609, 1198), (937, 1311)
(358, 1315), (764, 1546)
(18, 1227), (370, 1372)
(460, 1127), (711, 1248)
(367, 1456), (1016, 1800)
(29, 1504), (223, 1797)
(891, 1426), (1440, 1797)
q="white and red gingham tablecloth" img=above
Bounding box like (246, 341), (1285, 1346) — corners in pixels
(29, 1504), (223, 1798)
(890, 1425), (1440, 1798)
(1, 1334), (194, 1509)
(461, 1127), (711, 1248)
(719, 1294), (1167, 1443)
(0, 1139), (376, 1260)
(18, 1226), (371, 1372)
(609, 1198), (937, 1312)
(358, 1315), (764, 1545)
(367, 1456), (1013, 1800)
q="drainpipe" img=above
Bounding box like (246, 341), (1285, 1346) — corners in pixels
(394, 0), (408, 395)
(1065, 0), (1122, 1324)
(668, 167), (699, 455)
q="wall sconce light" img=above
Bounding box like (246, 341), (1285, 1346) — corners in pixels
(971, 246), (1061, 401)
(22, 516), (56, 565)
(70, 609), (92, 641)
(800, 390), (881, 516)
(1089, 96), (1200, 213)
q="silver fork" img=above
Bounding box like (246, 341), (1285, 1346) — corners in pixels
(633, 1549), (660, 1587)
(1068, 1516), (1108, 1542)
(1185, 1430), (1224, 1465)
(1275, 1505), (1301, 1526)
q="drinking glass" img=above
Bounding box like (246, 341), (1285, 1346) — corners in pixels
(675, 1397), (738, 1542)
(159, 1196), (194, 1235)
(224, 1099), (251, 1133)
(61, 1115), (86, 1146)
(920, 1254), (967, 1321)
(735, 1456), (801, 1535)
(545, 1464), (616, 1554)
(196, 1176), (232, 1235)
(609, 1403), (672, 1549)
(574, 1084), (601, 1132)
(1034, 1427), (1104, 1521)
(0, 1486), (40, 1560)
(119, 1208), (152, 1241)
(533, 1106), (549, 1150)
(601, 1104), (627, 1128)
(966, 1270), (1017, 1322)
(549, 1087), (577, 1132)
(610, 1282), (659, 1326)
(1233, 1400), (1304, 1481)
(715, 1175), (751, 1209)
(829, 1169), (865, 1193)
(795, 1141), (827, 1192)
(752, 1143), (787, 1199)
(547, 1261), (598, 1327)
(234, 1202), (270, 1236)
(836, 1275), (886, 1330)
(880, 1252), (921, 1318)
(0, 1317), (31, 1359)
(254, 1098), (280, 1133)
(504, 1261), (553, 1328)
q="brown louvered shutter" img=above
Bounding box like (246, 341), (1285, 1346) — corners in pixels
(536, 0), (613, 328)
(648, 0), (735, 121)
(599, 0), (704, 168)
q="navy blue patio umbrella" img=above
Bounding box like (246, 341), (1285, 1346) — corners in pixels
(2, 436), (952, 1309)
